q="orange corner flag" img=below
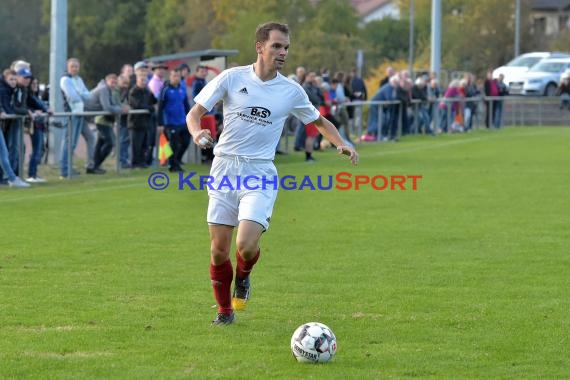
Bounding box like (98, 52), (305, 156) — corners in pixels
(158, 132), (173, 165)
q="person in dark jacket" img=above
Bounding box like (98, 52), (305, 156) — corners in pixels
(128, 74), (156, 168)
(157, 69), (191, 172)
(556, 75), (570, 109)
(26, 76), (50, 182)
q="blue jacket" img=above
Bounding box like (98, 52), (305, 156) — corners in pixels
(0, 78), (15, 114)
(157, 81), (190, 127)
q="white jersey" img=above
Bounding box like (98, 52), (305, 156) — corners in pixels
(194, 64), (320, 160)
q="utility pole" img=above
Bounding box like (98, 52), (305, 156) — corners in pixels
(430, 0), (441, 81)
(48, 0), (67, 164)
(409, 0), (415, 78)
(515, 0), (521, 58)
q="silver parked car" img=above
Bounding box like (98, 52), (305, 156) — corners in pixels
(508, 58), (570, 96)
(493, 52), (570, 94)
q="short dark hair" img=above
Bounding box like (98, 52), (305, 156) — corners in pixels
(255, 22), (289, 43)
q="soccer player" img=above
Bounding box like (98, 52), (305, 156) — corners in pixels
(186, 22), (359, 325)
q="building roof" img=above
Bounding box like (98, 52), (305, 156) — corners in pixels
(145, 49), (239, 64)
(531, 0), (570, 11)
(310, 0), (394, 17)
(351, 0), (394, 17)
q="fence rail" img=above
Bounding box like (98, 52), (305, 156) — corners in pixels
(2, 96), (569, 179)
(335, 95), (570, 144)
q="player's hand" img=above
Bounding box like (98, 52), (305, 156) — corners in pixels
(194, 129), (213, 149)
(337, 145), (359, 165)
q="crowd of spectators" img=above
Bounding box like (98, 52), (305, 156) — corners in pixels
(0, 57), (217, 188)
(2, 57), (569, 188)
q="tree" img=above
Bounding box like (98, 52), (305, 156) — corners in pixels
(359, 18), (410, 64)
(0, 0), (48, 79)
(398, 0), (537, 80)
(54, 0), (150, 86)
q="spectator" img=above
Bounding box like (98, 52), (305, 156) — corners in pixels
(157, 69), (191, 172)
(292, 66), (308, 151)
(320, 67), (330, 83)
(0, 68), (30, 178)
(483, 69), (500, 129)
(192, 65), (215, 163)
(120, 63), (134, 79)
(396, 76), (412, 136)
(438, 80), (462, 133)
(411, 76), (433, 135)
(0, 120), (29, 188)
(117, 74), (131, 168)
(60, 57), (96, 177)
(380, 66), (395, 88)
(147, 62), (167, 166)
(301, 71), (324, 162)
(177, 62), (191, 96)
(557, 74), (570, 110)
(350, 67), (367, 101)
(363, 74), (399, 141)
(26, 76), (50, 182)
(148, 62), (167, 98)
(427, 77), (441, 130)
(463, 72), (480, 131)
(128, 73), (156, 168)
(89, 73), (130, 173)
(494, 73), (508, 129)
(0, 69), (30, 187)
(334, 71), (352, 143)
(131, 61), (148, 88)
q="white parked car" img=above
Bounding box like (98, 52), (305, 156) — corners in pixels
(508, 58), (570, 96)
(493, 52), (570, 94)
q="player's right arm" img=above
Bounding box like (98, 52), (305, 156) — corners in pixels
(186, 103), (213, 148)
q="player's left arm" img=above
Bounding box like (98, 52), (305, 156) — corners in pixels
(313, 115), (359, 165)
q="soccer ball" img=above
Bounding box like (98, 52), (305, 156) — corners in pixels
(290, 322), (337, 363)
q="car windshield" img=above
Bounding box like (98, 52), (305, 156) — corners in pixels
(529, 62), (567, 73)
(506, 56), (542, 67)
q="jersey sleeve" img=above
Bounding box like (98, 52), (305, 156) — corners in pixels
(193, 71), (228, 112)
(290, 87), (321, 125)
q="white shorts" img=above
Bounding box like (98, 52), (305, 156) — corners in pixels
(207, 155), (278, 231)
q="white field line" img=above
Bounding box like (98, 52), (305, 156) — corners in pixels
(0, 130), (550, 203)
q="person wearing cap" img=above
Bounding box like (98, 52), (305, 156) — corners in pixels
(0, 68), (30, 186)
(177, 63), (191, 89)
(148, 62), (168, 98)
(4, 67), (35, 177)
(131, 61), (148, 88)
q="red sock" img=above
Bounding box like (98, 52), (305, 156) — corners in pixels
(210, 259), (233, 314)
(235, 249), (260, 280)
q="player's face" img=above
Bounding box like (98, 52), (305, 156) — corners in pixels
(259, 30), (290, 71)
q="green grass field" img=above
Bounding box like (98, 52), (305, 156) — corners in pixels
(1, 127), (569, 379)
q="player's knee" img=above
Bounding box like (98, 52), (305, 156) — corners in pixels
(235, 239), (258, 259)
(210, 243), (230, 264)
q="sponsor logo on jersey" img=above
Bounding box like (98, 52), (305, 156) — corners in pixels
(245, 106), (271, 119)
(239, 87), (248, 94)
(236, 106), (273, 126)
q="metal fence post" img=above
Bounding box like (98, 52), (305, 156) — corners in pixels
(18, 116), (25, 178)
(115, 122), (120, 173)
(67, 115), (72, 179)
